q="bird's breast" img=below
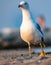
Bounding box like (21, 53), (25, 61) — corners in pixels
(20, 21), (35, 42)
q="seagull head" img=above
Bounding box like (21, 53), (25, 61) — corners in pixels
(18, 1), (29, 10)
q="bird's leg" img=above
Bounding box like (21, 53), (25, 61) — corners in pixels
(39, 43), (46, 56)
(43, 43), (46, 48)
(28, 42), (32, 57)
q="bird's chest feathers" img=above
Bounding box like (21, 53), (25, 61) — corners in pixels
(21, 9), (35, 33)
(21, 21), (34, 34)
(20, 21), (35, 42)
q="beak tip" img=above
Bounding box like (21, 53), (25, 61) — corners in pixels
(18, 5), (20, 8)
(18, 5), (22, 8)
(18, 5), (21, 8)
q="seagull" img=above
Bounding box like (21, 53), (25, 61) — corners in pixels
(18, 1), (46, 57)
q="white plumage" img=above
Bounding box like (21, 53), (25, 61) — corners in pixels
(20, 9), (42, 44)
(18, 1), (46, 57)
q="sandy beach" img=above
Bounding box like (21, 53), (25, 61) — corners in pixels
(0, 49), (51, 65)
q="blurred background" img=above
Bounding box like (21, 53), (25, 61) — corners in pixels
(0, 0), (51, 49)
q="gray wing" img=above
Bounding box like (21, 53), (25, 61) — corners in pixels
(36, 23), (43, 35)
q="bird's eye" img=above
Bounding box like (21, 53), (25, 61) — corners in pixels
(25, 2), (27, 5)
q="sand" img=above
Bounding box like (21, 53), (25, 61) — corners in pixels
(0, 49), (51, 65)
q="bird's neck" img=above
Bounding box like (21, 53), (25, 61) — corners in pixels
(22, 9), (31, 22)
